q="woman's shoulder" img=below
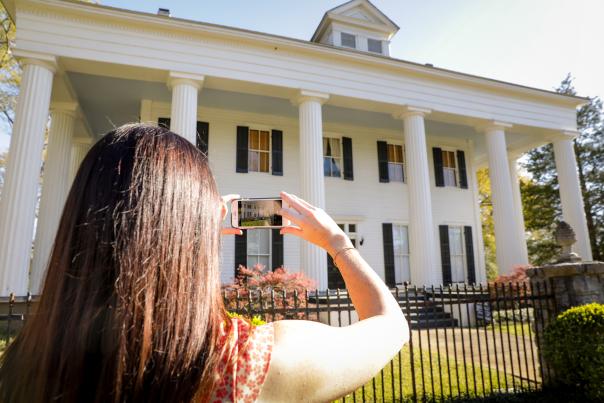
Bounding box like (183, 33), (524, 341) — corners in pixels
(210, 317), (275, 403)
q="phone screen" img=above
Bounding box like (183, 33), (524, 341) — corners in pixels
(237, 199), (283, 228)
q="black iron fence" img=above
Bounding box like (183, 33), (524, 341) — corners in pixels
(0, 281), (556, 402)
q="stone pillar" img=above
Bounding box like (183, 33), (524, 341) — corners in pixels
(553, 137), (593, 261)
(294, 90), (329, 289)
(484, 122), (526, 275)
(30, 103), (77, 294)
(508, 157), (529, 265)
(68, 138), (92, 186)
(167, 71), (204, 145)
(394, 106), (438, 286)
(0, 55), (55, 296)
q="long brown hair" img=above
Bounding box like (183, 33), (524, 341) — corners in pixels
(0, 124), (228, 402)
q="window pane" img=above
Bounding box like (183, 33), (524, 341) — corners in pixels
(396, 145), (404, 163)
(400, 226), (409, 254)
(323, 138), (329, 156)
(249, 151), (259, 172)
(368, 38), (383, 54)
(260, 152), (269, 172)
(330, 139), (341, 157)
(258, 229), (270, 254)
(259, 256), (269, 270)
(323, 157), (331, 176)
(248, 230), (259, 255)
(444, 168), (457, 187)
(388, 163), (403, 182)
(330, 158), (341, 177)
(449, 227), (463, 255)
(451, 256), (464, 282)
(259, 131), (269, 151)
(341, 32), (356, 48)
(387, 144), (395, 162)
(338, 224), (345, 231)
(250, 130), (259, 149)
(348, 224), (356, 233)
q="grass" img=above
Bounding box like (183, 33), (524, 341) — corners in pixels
(487, 323), (532, 337)
(335, 345), (530, 402)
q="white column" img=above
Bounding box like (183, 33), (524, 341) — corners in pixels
(30, 104), (77, 294)
(167, 71), (204, 145)
(508, 157), (529, 265)
(394, 107), (438, 286)
(484, 122), (526, 274)
(0, 55), (55, 296)
(294, 90), (329, 289)
(553, 136), (593, 261)
(68, 138), (92, 185)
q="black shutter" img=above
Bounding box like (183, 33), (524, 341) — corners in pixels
(382, 223), (395, 287)
(464, 226), (476, 284)
(196, 121), (209, 156)
(433, 147), (444, 187)
(377, 141), (389, 183)
(457, 150), (468, 189)
(271, 228), (284, 270)
(342, 136), (354, 180)
(158, 117), (171, 129)
(439, 225), (452, 285)
(271, 130), (283, 176)
(236, 126), (249, 173)
(234, 230), (248, 278)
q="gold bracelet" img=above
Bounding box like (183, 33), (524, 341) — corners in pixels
(332, 246), (356, 267)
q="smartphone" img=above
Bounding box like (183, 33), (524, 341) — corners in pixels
(231, 198), (288, 229)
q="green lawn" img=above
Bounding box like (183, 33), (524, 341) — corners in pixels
(336, 345), (528, 402)
(487, 323), (533, 337)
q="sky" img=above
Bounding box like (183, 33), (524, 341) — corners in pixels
(1, 0), (603, 152)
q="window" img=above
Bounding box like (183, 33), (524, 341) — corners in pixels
(323, 137), (342, 177)
(248, 129), (270, 172)
(341, 32), (356, 48)
(247, 229), (271, 269)
(387, 143), (405, 182)
(442, 150), (457, 187)
(448, 226), (466, 282)
(392, 225), (410, 284)
(328, 223), (358, 289)
(368, 38), (383, 54)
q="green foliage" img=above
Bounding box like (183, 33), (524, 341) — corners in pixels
(542, 303), (604, 400)
(226, 311), (266, 326)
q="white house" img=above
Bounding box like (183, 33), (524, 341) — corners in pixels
(0, 0), (593, 296)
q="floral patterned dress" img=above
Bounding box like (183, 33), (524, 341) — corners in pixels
(209, 317), (275, 403)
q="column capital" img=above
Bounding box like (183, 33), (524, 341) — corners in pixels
(12, 49), (58, 74)
(167, 71), (205, 90)
(50, 101), (80, 118)
(392, 106), (431, 120)
(480, 120), (513, 133)
(291, 90), (330, 106)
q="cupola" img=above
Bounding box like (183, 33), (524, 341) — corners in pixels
(311, 0), (399, 56)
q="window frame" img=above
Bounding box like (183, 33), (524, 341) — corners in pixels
(441, 148), (458, 188)
(247, 128), (271, 173)
(386, 142), (406, 183)
(246, 229), (272, 270)
(447, 225), (467, 283)
(323, 136), (343, 178)
(340, 32), (357, 49)
(392, 223), (410, 284)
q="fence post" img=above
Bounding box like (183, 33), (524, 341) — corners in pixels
(526, 221), (604, 384)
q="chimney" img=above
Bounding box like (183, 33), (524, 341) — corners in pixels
(157, 8), (170, 17)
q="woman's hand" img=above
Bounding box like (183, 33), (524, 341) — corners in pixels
(278, 191), (353, 257)
(220, 194), (243, 236)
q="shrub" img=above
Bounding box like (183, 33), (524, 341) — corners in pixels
(226, 311), (266, 326)
(542, 303), (604, 400)
(223, 264), (316, 321)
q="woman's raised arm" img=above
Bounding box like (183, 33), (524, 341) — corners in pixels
(257, 192), (409, 403)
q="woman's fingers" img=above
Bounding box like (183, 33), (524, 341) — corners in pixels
(221, 227), (243, 236)
(278, 207), (304, 227)
(280, 226), (303, 237)
(280, 191), (310, 216)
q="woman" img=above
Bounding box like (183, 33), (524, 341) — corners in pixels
(0, 123), (408, 402)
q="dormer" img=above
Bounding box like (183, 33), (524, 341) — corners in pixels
(311, 0), (399, 56)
